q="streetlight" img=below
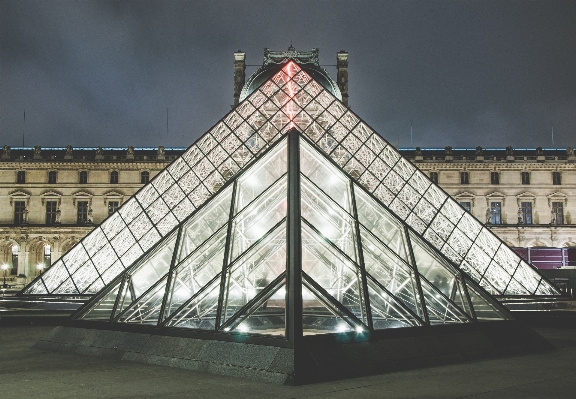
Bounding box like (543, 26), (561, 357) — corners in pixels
(1, 264), (8, 289)
(37, 263), (45, 275)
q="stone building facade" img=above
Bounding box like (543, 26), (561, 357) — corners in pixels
(1, 144), (575, 286)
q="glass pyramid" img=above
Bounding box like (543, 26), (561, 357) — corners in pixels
(22, 59), (559, 300)
(73, 132), (512, 337)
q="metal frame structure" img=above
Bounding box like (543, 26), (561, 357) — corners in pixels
(21, 57), (560, 302)
(71, 131), (513, 351)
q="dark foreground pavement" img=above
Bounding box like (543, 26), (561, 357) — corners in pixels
(1, 325), (576, 398)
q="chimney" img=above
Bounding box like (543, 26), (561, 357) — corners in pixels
(233, 51), (246, 107)
(337, 51), (349, 107)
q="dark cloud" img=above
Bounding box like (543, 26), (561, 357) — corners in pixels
(1, 0), (575, 149)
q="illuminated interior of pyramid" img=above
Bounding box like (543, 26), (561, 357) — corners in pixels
(73, 132), (512, 335)
(21, 58), (559, 310)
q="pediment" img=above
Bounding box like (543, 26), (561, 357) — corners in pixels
(486, 191), (506, 199)
(41, 190), (63, 197)
(103, 190), (124, 197)
(455, 191), (476, 199)
(72, 190), (93, 197)
(9, 190), (31, 197)
(516, 191), (536, 200)
(546, 192), (567, 200)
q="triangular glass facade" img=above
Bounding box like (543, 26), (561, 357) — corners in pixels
(73, 133), (512, 337)
(22, 58), (559, 301)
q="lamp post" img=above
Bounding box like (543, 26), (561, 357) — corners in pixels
(1, 264), (8, 289)
(37, 263), (45, 275)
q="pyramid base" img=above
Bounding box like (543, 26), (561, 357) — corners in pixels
(35, 320), (550, 385)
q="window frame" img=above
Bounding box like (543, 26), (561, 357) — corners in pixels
(490, 201), (502, 225)
(552, 202), (564, 225)
(552, 171), (561, 185)
(45, 200), (58, 225)
(48, 170), (57, 184)
(108, 201), (120, 216)
(460, 171), (469, 185)
(14, 201), (26, 225)
(110, 170), (119, 184)
(79, 171), (88, 184)
(140, 170), (150, 184)
(520, 201), (533, 225)
(77, 201), (89, 224)
(429, 171), (438, 184)
(490, 171), (500, 185)
(17, 170), (26, 184)
(521, 171), (530, 185)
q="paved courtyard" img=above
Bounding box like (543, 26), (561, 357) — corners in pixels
(1, 324), (576, 398)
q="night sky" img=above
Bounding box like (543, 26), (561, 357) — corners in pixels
(1, 0), (575, 149)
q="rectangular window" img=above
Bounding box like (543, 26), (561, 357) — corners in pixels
(140, 171), (150, 184)
(79, 171), (88, 184)
(14, 201), (26, 225)
(45, 201), (58, 225)
(77, 201), (89, 224)
(48, 171), (57, 184)
(490, 202), (502, 225)
(17, 170), (26, 183)
(110, 171), (119, 184)
(521, 172), (530, 185)
(552, 202), (564, 225)
(108, 201), (119, 216)
(552, 172), (561, 185)
(490, 172), (500, 185)
(521, 202), (533, 224)
(430, 172), (438, 184)
(459, 202), (471, 213)
(460, 171), (469, 184)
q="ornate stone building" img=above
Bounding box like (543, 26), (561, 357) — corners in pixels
(2, 144), (574, 286)
(1, 48), (574, 287)
(0, 145), (182, 285)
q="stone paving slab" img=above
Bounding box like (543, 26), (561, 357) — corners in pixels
(2, 325), (576, 398)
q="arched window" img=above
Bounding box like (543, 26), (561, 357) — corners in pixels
(42, 244), (51, 271)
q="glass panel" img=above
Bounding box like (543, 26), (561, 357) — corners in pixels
(410, 233), (471, 316)
(165, 228), (226, 319)
(354, 186), (410, 262)
(80, 282), (121, 321)
(419, 278), (470, 325)
(301, 224), (366, 324)
(301, 178), (357, 262)
(235, 138), (288, 212)
(229, 176), (287, 261)
(221, 223), (286, 325)
(128, 234), (177, 299)
(118, 277), (168, 325)
(230, 282), (286, 336)
(512, 261), (542, 294)
(367, 283), (421, 329)
(177, 185), (232, 262)
(465, 280), (509, 321)
(70, 261), (100, 294)
(166, 276), (221, 330)
(22, 279), (48, 295)
(360, 227), (424, 319)
(302, 285), (351, 335)
(300, 139), (351, 213)
(53, 277), (79, 295)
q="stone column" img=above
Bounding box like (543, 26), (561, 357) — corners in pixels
(233, 51), (246, 107)
(337, 51), (349, 107)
